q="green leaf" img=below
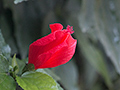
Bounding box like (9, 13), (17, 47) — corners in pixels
(16, 58), (26, 75)
(12, 54), (19, 74)
(36, 69), (63, 90)
(9, 57), (26, 75)
(0, 54), (9, 73)
(0, 30), (11, 58)
(36, 69), (60, 81)
(16, 71), (58, 90)
(0, 73), (16, 90)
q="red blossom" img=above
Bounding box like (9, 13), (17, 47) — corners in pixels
(28, 23), (77, 69)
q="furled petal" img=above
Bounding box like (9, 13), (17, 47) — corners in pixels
(39, 41), (77, 68)
(34, 40), (68, 69)
(38, 34), (77, 68)
(28, 30), (69, 68)
(28, 32), (56, 65)
(49, 23), (63, 33)
(28, 23), (77, 69)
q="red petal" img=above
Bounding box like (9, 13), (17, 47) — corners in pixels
(39, 42), (77, 68)
(34, 40), (68, 69)
(28, 30), (70, 69)
(49, 23), (63, 33)
(28, 23), (77, 69)
(39, 34), (77, 68)
(28, 33), (56, 65)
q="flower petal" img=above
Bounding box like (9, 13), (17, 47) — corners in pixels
(34, 40), (68, 69)
(39, 34), (77, 68)
(28, 30), (69, 68)
(28, 33), (56, 65)
(39, 41), (77, 68)
(49, 23), (63, 33)
(28, 23), (77, 69)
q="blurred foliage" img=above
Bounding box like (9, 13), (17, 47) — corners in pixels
(0, 30), (11, 58)
(0, 54), (9, 73)
(1, 0), (120, 90)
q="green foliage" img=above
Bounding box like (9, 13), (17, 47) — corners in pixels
(0, 55), (9, 73)
(10, 57), (26, 75)
(16, 71), (59, 90)
(0, 30), (16, 90)
(15, 58), (26, 75)
(0, 73), (16, 90)
(0, 30), (11, 58)
(37, 69), (60, 81)
(11, 54), (19, 74)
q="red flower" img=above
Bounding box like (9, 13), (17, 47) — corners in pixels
(28, 23), (77, 69)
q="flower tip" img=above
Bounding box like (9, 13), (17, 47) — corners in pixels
(49, 23), (63, 33)
(66, 25), (74, 34)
